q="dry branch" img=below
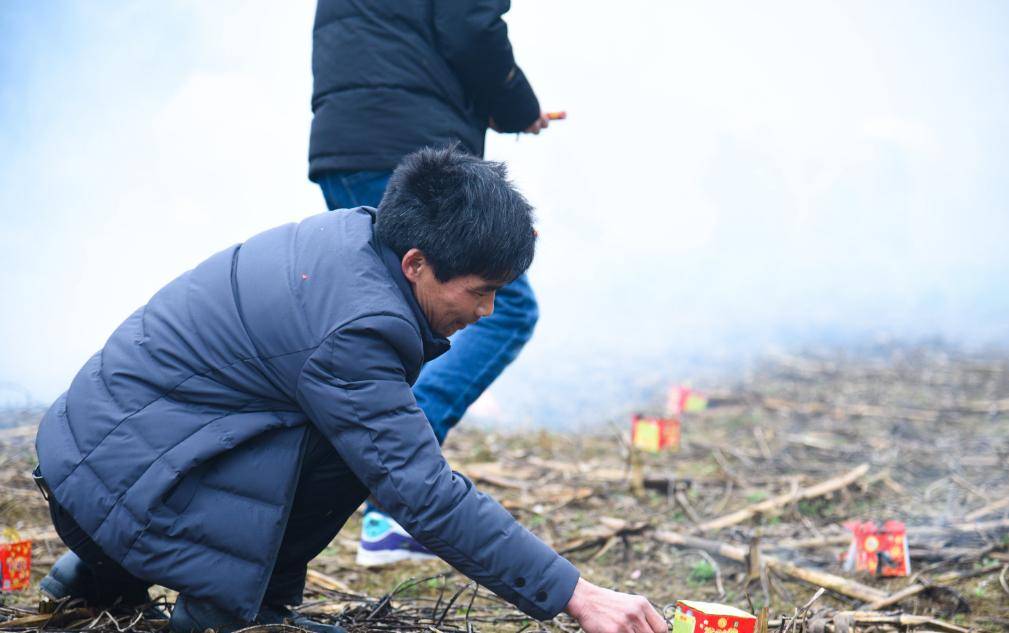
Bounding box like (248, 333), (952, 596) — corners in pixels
(964, 495), (1009, 521)
(457, 462), (531, 490)
(674, 489), (703, 525)
(909, 516), (1009, 537)
(561, 517), (649, 555)
(654, 530), (888, 603)
(3, 347), (1007, 632)
(828, 610), (970, 633)
(863, 563), (1004, 610)
(306, 569), (353, 594)
(695, 463), (870, 532)
(771, 533), (850, 549)
(14, 526), (59, 542)
(761, 395), (1009, 421)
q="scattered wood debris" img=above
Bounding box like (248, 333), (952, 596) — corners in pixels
(2, 344), (1008, 631)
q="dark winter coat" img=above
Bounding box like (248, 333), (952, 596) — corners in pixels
(308, 0), (540, 178)
(35, 209), (579, 621)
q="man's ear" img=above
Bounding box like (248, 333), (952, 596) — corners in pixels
(400, 248), (427, 283)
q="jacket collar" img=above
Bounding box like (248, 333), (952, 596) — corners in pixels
(365, 209), (451, 362)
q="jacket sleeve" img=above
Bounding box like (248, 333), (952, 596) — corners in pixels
(296, 313), (580, 620)
(432, 0), (541, 132)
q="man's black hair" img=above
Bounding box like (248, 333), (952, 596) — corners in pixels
(376, 145), (536, 283)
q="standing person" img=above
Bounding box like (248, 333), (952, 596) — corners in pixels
(308, 0), (551, 565)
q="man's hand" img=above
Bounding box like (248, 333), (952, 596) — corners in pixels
(523, 112), (550, 135)
(564, 578), (668, 633)
(489, 112), (550, 134)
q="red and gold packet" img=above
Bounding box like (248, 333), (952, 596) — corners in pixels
(1, 529), (32, 591)
(631, 414), (681, 453)
(842, 520), (910, 577)
(672, 601), (756, 633)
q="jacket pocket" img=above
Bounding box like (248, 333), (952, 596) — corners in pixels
(161, 463), (209, 514)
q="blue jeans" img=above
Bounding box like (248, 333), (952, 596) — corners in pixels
(317, 170), (538, 442)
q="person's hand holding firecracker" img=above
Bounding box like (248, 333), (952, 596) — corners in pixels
(491, 110), (566, 135)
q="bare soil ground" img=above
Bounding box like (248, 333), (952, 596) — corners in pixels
(1, 344), (1008, 631)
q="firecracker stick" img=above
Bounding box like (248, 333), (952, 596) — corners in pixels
(545, 111), (567, 120)
(654, 530), (889, 603)
(695, 463), (870, 532)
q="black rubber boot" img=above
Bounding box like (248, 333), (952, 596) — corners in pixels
(170, 596), (347, 633)
(170, 595), (248, 633)
(40, 551), (166, 619)
(258, 604), (347, 633)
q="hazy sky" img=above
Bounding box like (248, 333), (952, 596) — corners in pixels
(3, 2), (1008, 423)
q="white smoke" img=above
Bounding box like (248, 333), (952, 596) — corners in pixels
(2, 1), (1007, 425)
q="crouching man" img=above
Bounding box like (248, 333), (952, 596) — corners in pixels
(33, 147), (667, 633)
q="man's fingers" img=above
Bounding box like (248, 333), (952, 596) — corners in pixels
(627, 595), (666, 633)
(564, 579), (665, 633)
(524, 115), (549, 134)
(632, 616), (654, 633)
(624, 602), (653, 633)
(643, 602), (668, 632)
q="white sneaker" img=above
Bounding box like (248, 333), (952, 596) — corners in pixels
(355, 509), (437, 567)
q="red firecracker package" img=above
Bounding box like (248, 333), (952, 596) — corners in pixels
(665, 385), (708, 415)
(1, 530), (32, 592)
(842, 520), (910, 577)
(672, 601), (756, 633)
(631, 414), (680, 452)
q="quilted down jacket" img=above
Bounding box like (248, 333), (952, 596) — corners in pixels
(308, 0), (541, 177)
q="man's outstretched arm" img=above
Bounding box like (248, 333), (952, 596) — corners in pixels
(296, 313), (666, 631)
(297, 313), (577, 619)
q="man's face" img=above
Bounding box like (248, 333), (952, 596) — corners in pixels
(401, 249), (504, 337)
